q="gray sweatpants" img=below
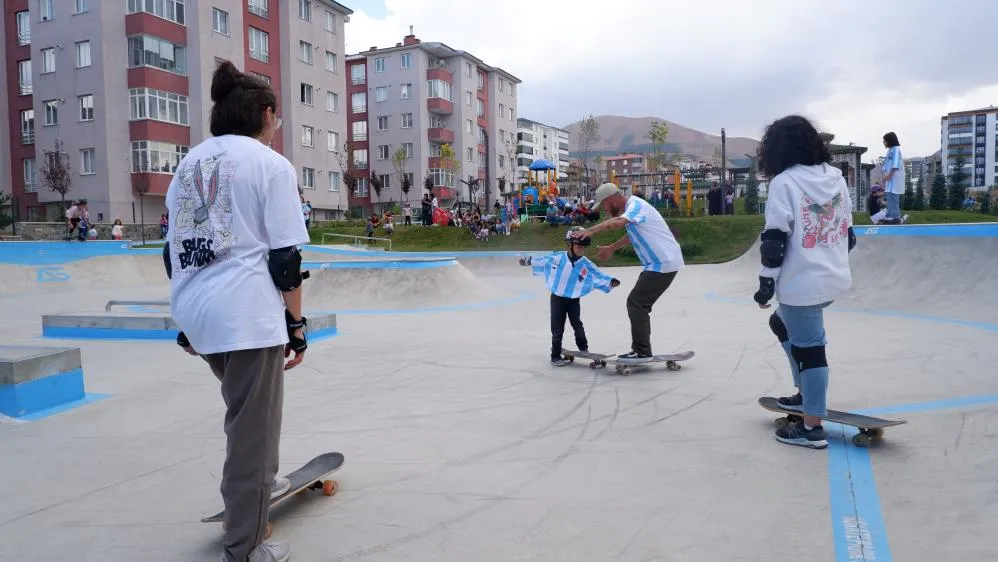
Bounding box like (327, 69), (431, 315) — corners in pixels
(626, 270), (678, 356)
(202, 344), (285, 562)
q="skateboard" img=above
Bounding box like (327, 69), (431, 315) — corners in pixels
(563, 349), (695, 375)
(758, 397), (906, 447)
(201, 452), (344, 524)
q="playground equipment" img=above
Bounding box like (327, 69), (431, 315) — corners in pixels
(523, 159), (559, 204)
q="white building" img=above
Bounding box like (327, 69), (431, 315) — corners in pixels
(940, 106), (997, 190)
(515, 118), (570, 184)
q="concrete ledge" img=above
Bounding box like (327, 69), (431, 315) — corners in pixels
(41, 312), (338, 342)
(0, 345), (105, 420)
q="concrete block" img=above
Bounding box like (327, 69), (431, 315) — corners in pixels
(0, 345), (88, 419)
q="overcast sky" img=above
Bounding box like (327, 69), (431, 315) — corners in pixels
(345, 0), (998, 162)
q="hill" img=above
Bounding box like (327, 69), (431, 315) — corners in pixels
(562, 115), (760, 163)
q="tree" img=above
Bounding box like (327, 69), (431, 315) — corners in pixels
(0, 191), (12, 232)
(331, 141), (357, 194)
(946, 156), (968, 210)
(438, 143), (459, 202)
(913, 175), (926, 211)
(369, 172), (383, 210)
(929, 171), (947, 210)
(981, 187), (992, 214)
(39, 138), (73, 209)
(743, 167), (760, 215)
(576, 115), (600, 198)
(902, 168), (914, 210)
(391, 146), (409, 203)
(646, 120), (670, 191)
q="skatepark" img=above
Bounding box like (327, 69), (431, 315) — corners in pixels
(1, 223), (997, 561)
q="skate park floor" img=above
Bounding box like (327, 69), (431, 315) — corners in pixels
(1, 224), (997, 561)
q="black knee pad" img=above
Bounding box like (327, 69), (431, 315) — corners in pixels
(791, 345), (828, 372)
(768, 313), (788, 342)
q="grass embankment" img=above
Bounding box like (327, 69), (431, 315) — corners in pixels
(310, 209), (996, 267)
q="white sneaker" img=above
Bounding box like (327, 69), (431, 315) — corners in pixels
(248, 540), (291, 562)
(271, 477), (290, 499)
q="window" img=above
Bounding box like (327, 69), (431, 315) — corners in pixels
(466, 119), (472, 133)
(375, 86), (387, 102)
(300, 41), (313, 64)
(375, 57), (385, 73)
(477, 73), (485, 90)
(465, 62), (472, 77)
(328, 171), (340, 191)
(498, 103), (505, 118)
(478, 99), (485, 117)
(350, 64), (365, 85)
(325, 91), (338, 112)
(498, 155), (505, 169)
(302, 167), (315, 189)
(508, 107), (514, 120)
(352, 121), (367, 141)
(353, 149), (368, 169)
(301, 125), (314, 147)
(43, 100), (58, 125)
(377, 116), (389, 131)
(298, 0), (311, 21)
(76, 41), (91, 68)
(327, 131), (339, 151)
(324, 10), (336, 32)
(126, 0), (185, 25)
(378, 174), (391, 190)
(351, 92), (366, 113)
(131, 140), (189, 173)
(427, 79), (452, 101)
(429, 115), (445, 128)
(41, 48), (55, 73)
(16, 11), (29, 46)
(300, 83), (313, 105)
(378, 145), (389, 160)
(428, 168), (454, 188)
(499, 78), (505, 92)
(20, 109), (34, 144)
(75, 0), (89, 13)
(400, 83), (411, 99)
(252, 72), (270, 84)
(400, 53), (411, 69)
(78, 94), (94, 121)
(402, 143), (413, 158)
(18, 60), (32, 95)
(40, 0), (53, 21)
(325, 51), (337, 72)
(128, 35), (187, 75)
(80, 148), (95, 175)
(249, 27), (269, 62)
(465, 91), (472, 106)
(466, 146), (473, 162)
(212, 8), (228, 34)
(23, 158), (36, 191)
(129, 88), (190, 125)
(401, 113), (413, 128)
(353, 177), (368, 197)
(248, 0), (268, 18)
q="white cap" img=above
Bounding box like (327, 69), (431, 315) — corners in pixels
(592, 182), (620, 209)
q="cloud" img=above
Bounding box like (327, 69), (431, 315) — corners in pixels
(345, 0), (998, 160)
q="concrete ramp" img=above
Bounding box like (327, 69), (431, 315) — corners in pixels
(0, 254), (167, 294)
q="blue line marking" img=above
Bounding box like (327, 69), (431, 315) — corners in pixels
(36, 266), (71, 283)
(854, 223), (998, 237)
(12, 393), (111, 422)
(42, 324), (339, 342)
(302, 259), (457, 270)
(302, 245), (546, 259)
(827, 424), (891, 562)
(313, 291), (539, 315)
(855, 394), (998, 417)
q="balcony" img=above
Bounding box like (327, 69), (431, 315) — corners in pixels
(427, 127), (455, 143)
(17, 32), (30, 46)
(427, 97), (453, 115)
(19, 82), (32, 96)
(248, 2), (269, 18)
(21, 130), (34, 145)
(426, 67), (452, 83)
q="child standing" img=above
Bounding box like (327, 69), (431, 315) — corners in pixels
(752, 114), (856, 450)
(111, 219), (125, 240)
(524, 226), (620, 366)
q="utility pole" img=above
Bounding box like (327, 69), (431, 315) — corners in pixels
(720, 128), (727, 188)
(483, 130), (490, 211)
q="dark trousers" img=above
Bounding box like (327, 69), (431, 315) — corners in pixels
(202, 345), (285, 562)
(626, 270), (678, 356)
(551, 294), (588, 359)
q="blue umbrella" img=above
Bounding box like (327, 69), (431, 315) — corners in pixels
(528, 159), (556, 171)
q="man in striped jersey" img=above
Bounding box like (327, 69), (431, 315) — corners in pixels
(526, 226), (621, 365)
(571, 183), (685, 361)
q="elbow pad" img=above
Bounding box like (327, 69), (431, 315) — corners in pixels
(163, 242), (173, 279)
(268, 246), (310, 292)
(759, 229), (788, 268)
(848, 227), (856, 252)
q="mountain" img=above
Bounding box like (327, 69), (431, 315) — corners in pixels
(562, 115), (760, 164)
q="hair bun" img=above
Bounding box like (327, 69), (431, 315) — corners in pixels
(211, 60), (241, 103)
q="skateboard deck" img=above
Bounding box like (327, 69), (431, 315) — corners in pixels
(201, 452), (344, 523)
(562, 349), (694, 375)
(758, 397), (906, 447)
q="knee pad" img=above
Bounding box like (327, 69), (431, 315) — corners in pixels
(768, 312), (788, 342)
(791, 345), (827, 372)
(268, 246), (310, 292)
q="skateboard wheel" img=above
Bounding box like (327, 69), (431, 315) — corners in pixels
(589, 361), (598, 369)
(322, 480), (338, 496)
(567, 356), (574, 363)
(667, 361), (681, 371)
(852, 433), (871, 448)
(868, 428), (884, 439)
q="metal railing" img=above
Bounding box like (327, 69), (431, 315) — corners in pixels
(21, 130), (34, 145)
(19, 82), (32, 95)
(320, 232), (392, 250)
(17, 32), (30, 46)
(105, 300), (170, 312)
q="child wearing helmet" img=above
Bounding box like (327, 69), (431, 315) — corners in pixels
(521, 226), (621, 366)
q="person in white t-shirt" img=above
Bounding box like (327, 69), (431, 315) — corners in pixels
(163, 60), (309, 562)
(752, 114), (856, 451)
(570, 182), (685, 360)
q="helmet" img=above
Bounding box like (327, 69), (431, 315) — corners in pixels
(565, 226), (591, 246)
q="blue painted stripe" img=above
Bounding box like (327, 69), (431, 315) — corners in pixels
(302, 259), (457, 270)
(855, 393), (998, 417)
(42, 324), (339, 343)
(854, 223), (998, 237)
(312, 290), (539, 316)
(827, 424), (892, 562)
(303, 245), (547, 259)
(0, 368), (85, 419)
(13, 393), (111, 422)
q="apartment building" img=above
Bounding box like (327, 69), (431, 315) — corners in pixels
(940, 106), (998, 189)
(2, 0), (352, 224)
(514, 118), (570, 184)
(343, 30), (520, 214)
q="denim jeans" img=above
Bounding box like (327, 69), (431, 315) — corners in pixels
(885, 192), (901, 220)
(776, 302), (831, 417)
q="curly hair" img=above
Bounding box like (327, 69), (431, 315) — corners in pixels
(756, 115), (831, 178)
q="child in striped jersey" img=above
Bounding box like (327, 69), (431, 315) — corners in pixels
(521, 226), (621, 365)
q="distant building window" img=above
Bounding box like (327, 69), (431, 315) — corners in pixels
(127, 0), (185, 25)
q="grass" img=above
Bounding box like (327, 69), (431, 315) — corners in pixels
(310, 208), (997, 267)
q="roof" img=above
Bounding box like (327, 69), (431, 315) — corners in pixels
(316, 0), (353, 15)
(347, 38), (521, 83)
(516, 117), (568, 134)
(942, 106), (998, 118)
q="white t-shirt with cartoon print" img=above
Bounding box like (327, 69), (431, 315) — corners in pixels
(165, 134), (310, 355)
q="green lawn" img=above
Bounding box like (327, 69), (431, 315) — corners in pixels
(310, 209), (996, 267)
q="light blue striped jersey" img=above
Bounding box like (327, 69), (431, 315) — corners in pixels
(621, 196), (684, 273)
(531, 251), (616, 299)
(882, 146), (905, 194)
